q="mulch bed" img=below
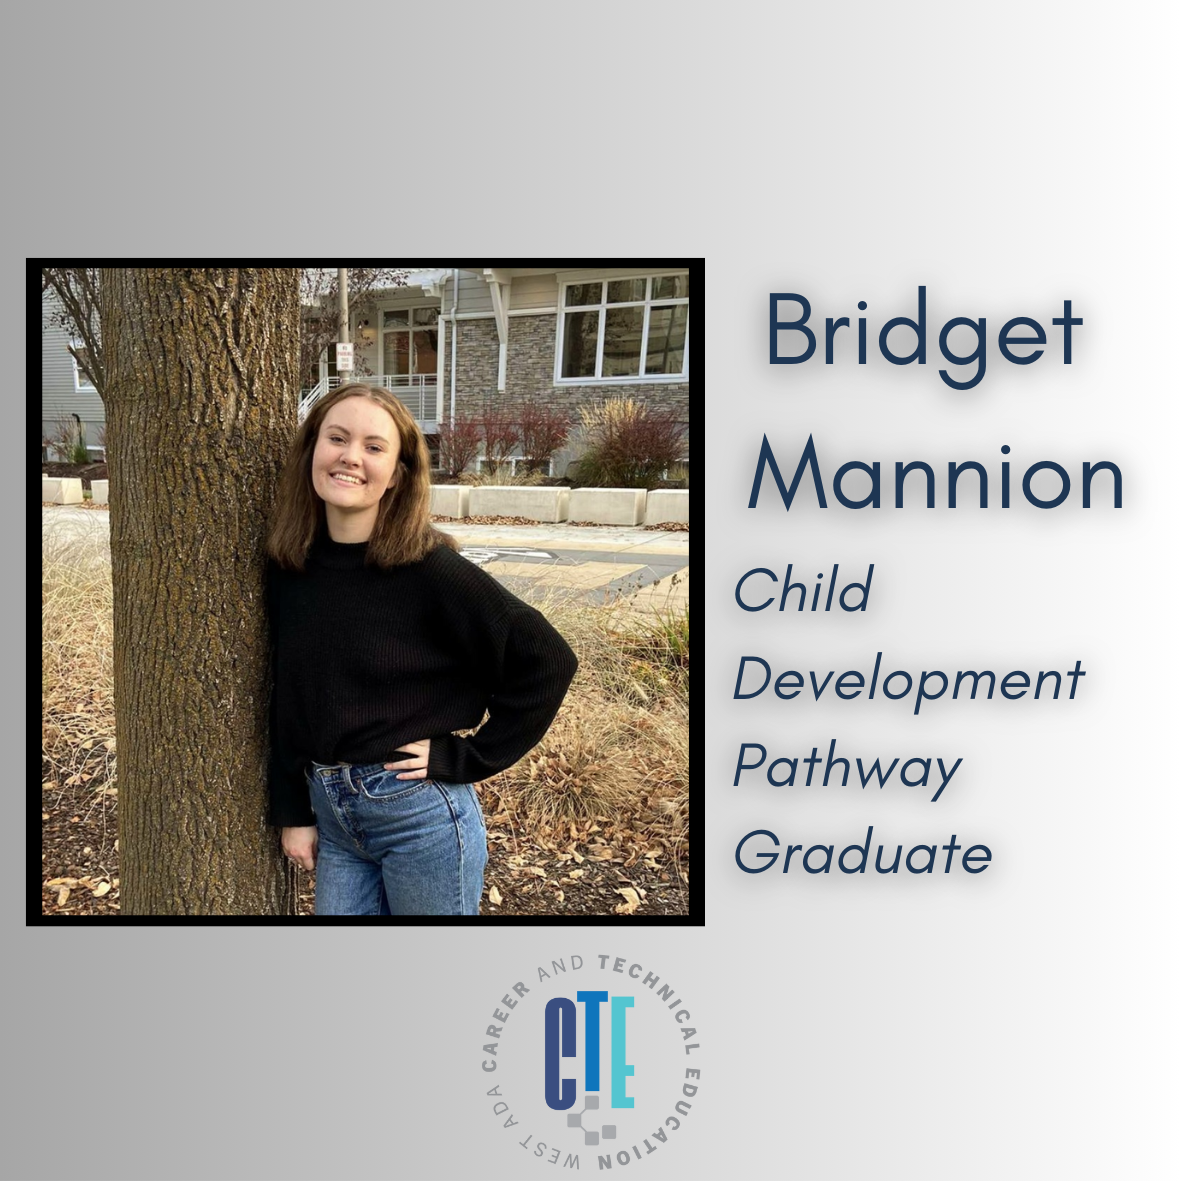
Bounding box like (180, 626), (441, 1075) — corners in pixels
(40, 767), (687, 918)
(42, 461), (108, 490)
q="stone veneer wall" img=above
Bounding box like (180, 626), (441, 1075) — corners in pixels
(439, 314), (690, 476)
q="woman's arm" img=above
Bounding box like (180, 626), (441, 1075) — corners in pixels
(426, 602), (578, 783)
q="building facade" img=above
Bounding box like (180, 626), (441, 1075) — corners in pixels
(306, 265), (691, 477)
(42, 265), (692, 477)
(41, 292), (104, 461)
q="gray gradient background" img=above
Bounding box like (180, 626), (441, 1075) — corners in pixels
(19, 4), (1178, 1180)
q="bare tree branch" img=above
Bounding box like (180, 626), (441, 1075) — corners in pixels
(42, 267), (105, 401)
(298, 267), (411, 386)
(43, 265), (415, 404)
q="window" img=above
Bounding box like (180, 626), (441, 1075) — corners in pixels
(382, 306), (438, 379)
(557, 274), (688, 382)
(71, 340), (95, 391)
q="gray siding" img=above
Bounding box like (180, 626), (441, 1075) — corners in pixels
(42, 293), (105, 450)
(554, 266), (689, 283)
(507, 273), (558, 312)
(372, 289), (434, 312)
(455, 271), (494, 315)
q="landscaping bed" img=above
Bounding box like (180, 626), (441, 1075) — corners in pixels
(42, 461), (108, 491)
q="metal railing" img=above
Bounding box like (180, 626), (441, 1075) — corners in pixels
(297, 381), (325, 419)
(298, 373), (437, 423)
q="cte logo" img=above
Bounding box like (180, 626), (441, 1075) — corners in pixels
(544, 991), (634, 1111)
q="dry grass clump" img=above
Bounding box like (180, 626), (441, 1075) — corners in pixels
(495, 581), (690, 879)
(610, 596), (688, 703)
(528, 575), (689, 711)
(42, 529), (117, 798)
(502, 693), (642, 827)
(570, 398), (687, 490)
(627, 697), (689, 814)
(457, 467), (546, 486)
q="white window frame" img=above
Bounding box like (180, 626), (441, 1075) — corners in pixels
(70, 340), (95, 391)
(378, 304), (440, 380)
(554, 274), (689, 385)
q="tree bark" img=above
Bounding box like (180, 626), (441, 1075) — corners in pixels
(102, 269), (299, 915)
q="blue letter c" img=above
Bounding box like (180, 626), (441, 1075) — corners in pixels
(544, 997), (577, 1110)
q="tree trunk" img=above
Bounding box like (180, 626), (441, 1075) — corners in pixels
(102, 269), (300, 915)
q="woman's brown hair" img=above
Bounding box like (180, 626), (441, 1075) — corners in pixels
(266, 382), (458, 570)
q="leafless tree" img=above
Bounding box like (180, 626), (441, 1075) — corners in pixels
(298, 267), (410, 386)
(42, 267), (104, 398)
(42, 265), (414, 399)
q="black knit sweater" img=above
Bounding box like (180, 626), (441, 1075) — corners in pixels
(267, 532), (578, 827)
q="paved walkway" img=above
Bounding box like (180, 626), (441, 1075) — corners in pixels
(41, 507), (689, 617)
(436, 520), (687, 616)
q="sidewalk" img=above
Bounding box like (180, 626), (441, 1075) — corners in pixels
(435, 519), (688, 617)
(41, 507), (689, 617)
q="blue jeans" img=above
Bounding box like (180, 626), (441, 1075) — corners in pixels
(306, 762), (488, 916)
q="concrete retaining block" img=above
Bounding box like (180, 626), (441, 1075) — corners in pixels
(569, 488), (647, 526)
(90, 480), (109, 505)
(430, 485), (470, 518)
(468, 486), (569, 522)
(644, 489), (689, 524)
(43, 477), (83, 505)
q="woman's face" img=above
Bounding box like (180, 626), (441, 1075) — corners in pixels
(310, 396), (402, 541)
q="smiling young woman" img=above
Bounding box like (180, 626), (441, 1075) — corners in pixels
(265, 383), (578, 915)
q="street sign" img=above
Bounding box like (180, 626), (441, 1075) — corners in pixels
(335, 342), (354, 371)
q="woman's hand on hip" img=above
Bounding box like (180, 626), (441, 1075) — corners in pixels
(282, 826), (318, 871)
(384, 738), (431, 780)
